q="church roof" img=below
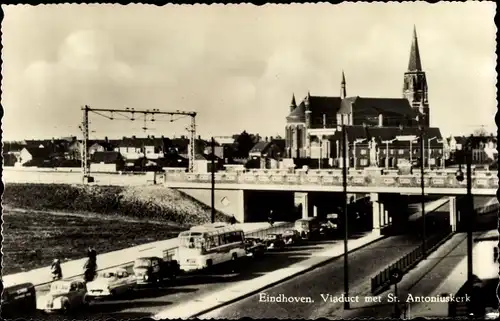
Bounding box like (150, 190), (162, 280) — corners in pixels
(286, 95), (342, 128)
(337, 97), (418, 119)
(408, 26), (422, 72)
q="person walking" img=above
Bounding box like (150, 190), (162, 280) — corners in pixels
(51, 259), (62, 280)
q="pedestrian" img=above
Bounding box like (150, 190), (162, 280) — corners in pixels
(51, 259), (62, 280)
(268, 210), (274, 227)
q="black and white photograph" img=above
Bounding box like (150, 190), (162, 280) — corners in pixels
(1, 2), (498, 320)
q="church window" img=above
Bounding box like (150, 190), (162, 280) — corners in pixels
(360, 149), (367, 155)
(398, 149), (404, 155)
(360, 159), (368, 166)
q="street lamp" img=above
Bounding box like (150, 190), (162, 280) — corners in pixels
(381, 138), (397, 169)
(209, 136), (227, 223)
(427, 136), (437, 170)
(353, 138), (367, 169)
(419, 128), (427, 255)
(341, 124), (350, 310)
(455, 139), (474, 298)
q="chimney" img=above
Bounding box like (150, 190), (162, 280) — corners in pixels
(132, 135), (136, 139)
(122, 136), (126, 140)
(265, 136), (268, 142)
(105, 136), (109, 142)
(378, 114), (383, 127)
(151, 135), (155, 139)
(270, 136), (274, 141)
(198, 135), (201, 140)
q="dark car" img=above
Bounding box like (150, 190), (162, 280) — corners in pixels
(282, 229), (301, 245)
(244, 237), (266, 258)
(132, 256), (180, 287)
(1, 282), (37, 319)
(319, 213), (339, 239)
(263, 234), (285, 250)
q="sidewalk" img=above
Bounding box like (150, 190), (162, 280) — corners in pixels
(331, 230), (493, 319)
(153, 231), (384, 320)
(2, 222), (289, 288)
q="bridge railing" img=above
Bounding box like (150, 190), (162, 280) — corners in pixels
(370, 226), (453, 295)
(163, 170), (499, 190)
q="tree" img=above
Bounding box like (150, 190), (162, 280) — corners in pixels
(235, 130), (255, 158)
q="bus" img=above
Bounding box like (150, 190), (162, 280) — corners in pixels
(177, 222), (247, 272)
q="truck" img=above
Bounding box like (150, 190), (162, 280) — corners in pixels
(132, 248), (180, 287)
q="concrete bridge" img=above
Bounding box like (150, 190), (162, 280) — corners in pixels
(163, 168), (498, 234)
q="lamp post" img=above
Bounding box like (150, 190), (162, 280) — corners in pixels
(353, 138), (367, 169)
(211, 137), (216, 223)
(382, 138), (397, 169)
(319, 137), (323, 170)
(419, 128), (427, 255)
(455, 139), (474, 292)
(341, 124), (350, 310)
(427, 136), (437, 170)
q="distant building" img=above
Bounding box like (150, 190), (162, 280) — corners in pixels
(90, 151), (125, 172)
(19, 147), (52, 166)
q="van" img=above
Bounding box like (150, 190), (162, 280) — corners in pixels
(1, 282), (37, 318)
(294, 217), (321, 240)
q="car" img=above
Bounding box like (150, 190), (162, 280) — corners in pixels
(36, 280), (88, 314)
(85, 267), (136, 300)
(282, 229), (301, 245)
(133, 256), (180, 287)
(263, 233), (285, 250)
(1, 282), (37, 318)
(244, 236), (266, 257)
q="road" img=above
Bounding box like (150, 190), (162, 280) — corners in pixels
(30, 231), (371, 320)
(334, 230), (496, 319)
(19, 199), (454, 319)
(199, 233), (444, 319)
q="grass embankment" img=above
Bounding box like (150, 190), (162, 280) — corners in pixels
(2, 183), (229, 275)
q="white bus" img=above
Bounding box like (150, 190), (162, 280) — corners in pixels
(177, 223), (247, 272)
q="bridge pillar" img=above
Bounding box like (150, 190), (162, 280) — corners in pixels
(384, 210), (389, 227)
(370, 193), (381, 235)
(449, 196), (457, 232)
(380, 203), (385, 226)
(313, 205), (318, 217)
(295, 192), (309, 219)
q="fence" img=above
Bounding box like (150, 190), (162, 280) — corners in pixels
(245, 222), (295, 239)
(370, 226), (453, 295)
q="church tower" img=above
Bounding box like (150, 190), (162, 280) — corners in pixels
(341, 70), (347, 99)
(403, 26), (429, 127)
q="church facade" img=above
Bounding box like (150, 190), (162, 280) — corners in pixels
(284, 27), (431, 160)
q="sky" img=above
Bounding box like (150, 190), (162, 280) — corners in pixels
(1, 3), (497, 141)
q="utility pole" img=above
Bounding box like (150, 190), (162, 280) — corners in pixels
(80, 106), (197, 177)
(342, 124), (350, 310)
(420, 126), (426, 255)
(465, 141), (473, 284)
(82, 105), (90, 183)
(211, 137), (216, 223)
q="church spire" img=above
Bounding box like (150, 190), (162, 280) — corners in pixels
(340, 70), (346, 99)
(289, 93), (297, 113)
(408, 25), (422, 72)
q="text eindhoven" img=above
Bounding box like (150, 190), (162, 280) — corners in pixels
(258, 293), (314, 303)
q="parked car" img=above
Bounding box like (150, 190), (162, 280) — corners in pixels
(36, 280), (88, 314)
(85, 267), (136, 300)
(264, 233), (285, 250)
(244, 236), (266, 258)
(282, 229), (301, 245)
(1, 282), (37, 318)
(132, 256), (180, 287)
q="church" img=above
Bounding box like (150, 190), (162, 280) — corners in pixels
(284, 26), (431, 160)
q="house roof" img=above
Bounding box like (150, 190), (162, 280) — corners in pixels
(91, 151), (123, 163)
(286, 96), (342, 128)
(117, 137), (164, 148)
(23, 147), (51, 158)
(249, 141), (270, 154)
(329, 126), (443, 147)
(338, 97), (418, 119)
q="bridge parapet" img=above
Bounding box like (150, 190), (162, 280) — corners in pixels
(165, 169), (499, 192)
